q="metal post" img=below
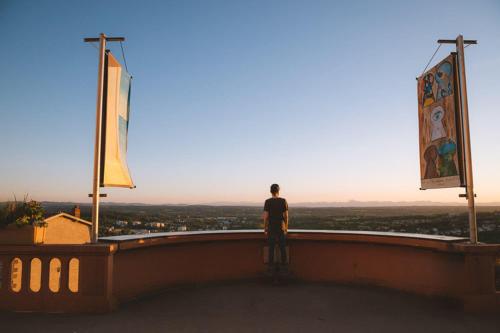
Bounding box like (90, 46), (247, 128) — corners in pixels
(456, 35), (478, 244)
(437, 36), (478, 243)
(84, 34), (126, 243)
(90, 33), (107, 243)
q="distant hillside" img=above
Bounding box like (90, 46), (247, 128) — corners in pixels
(2, 200), (500, 209)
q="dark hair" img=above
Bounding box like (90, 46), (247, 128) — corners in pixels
(270, 184), (280, 194)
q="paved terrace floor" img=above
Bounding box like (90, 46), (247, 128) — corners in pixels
(1, 282), (499, 333)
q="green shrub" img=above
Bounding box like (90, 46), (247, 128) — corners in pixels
(0, 197), (46, 228)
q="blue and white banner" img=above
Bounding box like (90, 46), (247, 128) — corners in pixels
(100, 52), (134, 188)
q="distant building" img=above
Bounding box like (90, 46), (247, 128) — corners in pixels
(177, 225), (187, 232)
(42, 212), (92, 244)
(115, 220), (128, 227)
(132, 221), (142, 226)
(145, 222), (165, 228)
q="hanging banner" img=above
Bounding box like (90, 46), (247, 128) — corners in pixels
(100, 52), (134, 188)
(417, 54), (464, 189)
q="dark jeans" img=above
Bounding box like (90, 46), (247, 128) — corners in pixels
(268, 231), (287, 265)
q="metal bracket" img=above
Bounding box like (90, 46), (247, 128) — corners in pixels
(84, 37), (125, 43)
(437, 39), (477, 45)
(88, 193), (107, 198)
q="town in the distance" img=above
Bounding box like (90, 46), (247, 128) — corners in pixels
(41, 202), (500, 243)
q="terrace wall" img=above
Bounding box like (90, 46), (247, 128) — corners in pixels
(0, 230), (498, 313)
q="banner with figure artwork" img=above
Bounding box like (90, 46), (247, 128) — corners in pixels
(417, 54), (464, 189)
(100, 51), (134, 188)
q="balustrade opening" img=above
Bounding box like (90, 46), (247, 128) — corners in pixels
(49, 258), (61, 293)
(10, 257), (22, 292)
(30, 258), (42, 292)
(68, 258), (79, 293)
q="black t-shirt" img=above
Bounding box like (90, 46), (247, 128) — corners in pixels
(264, 197), (288, 233)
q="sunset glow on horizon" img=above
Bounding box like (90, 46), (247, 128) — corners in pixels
(1, 0), (500, 205)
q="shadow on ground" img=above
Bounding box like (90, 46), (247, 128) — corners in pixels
(1, 281), (499, 333)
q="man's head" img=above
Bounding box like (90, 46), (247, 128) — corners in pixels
(270, 184), (280, 196)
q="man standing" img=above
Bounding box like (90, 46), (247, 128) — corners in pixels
(263, 184), (289, 274)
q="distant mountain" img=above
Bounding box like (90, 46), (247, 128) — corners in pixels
(202, 200), (494, 207)
(290, 200), (468, 207)
(12, 200), (499, 208)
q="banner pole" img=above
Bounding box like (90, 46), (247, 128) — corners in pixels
(456, 35), (478, 244)
(91, 33), (107, 243)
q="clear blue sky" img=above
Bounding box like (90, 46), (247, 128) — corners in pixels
(1, 0), (499, 204)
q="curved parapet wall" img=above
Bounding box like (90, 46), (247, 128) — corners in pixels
(102, 230), (500, 312)
(0, 230), (498, 313)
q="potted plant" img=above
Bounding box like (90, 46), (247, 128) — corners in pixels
(0, 197), (47, 244)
